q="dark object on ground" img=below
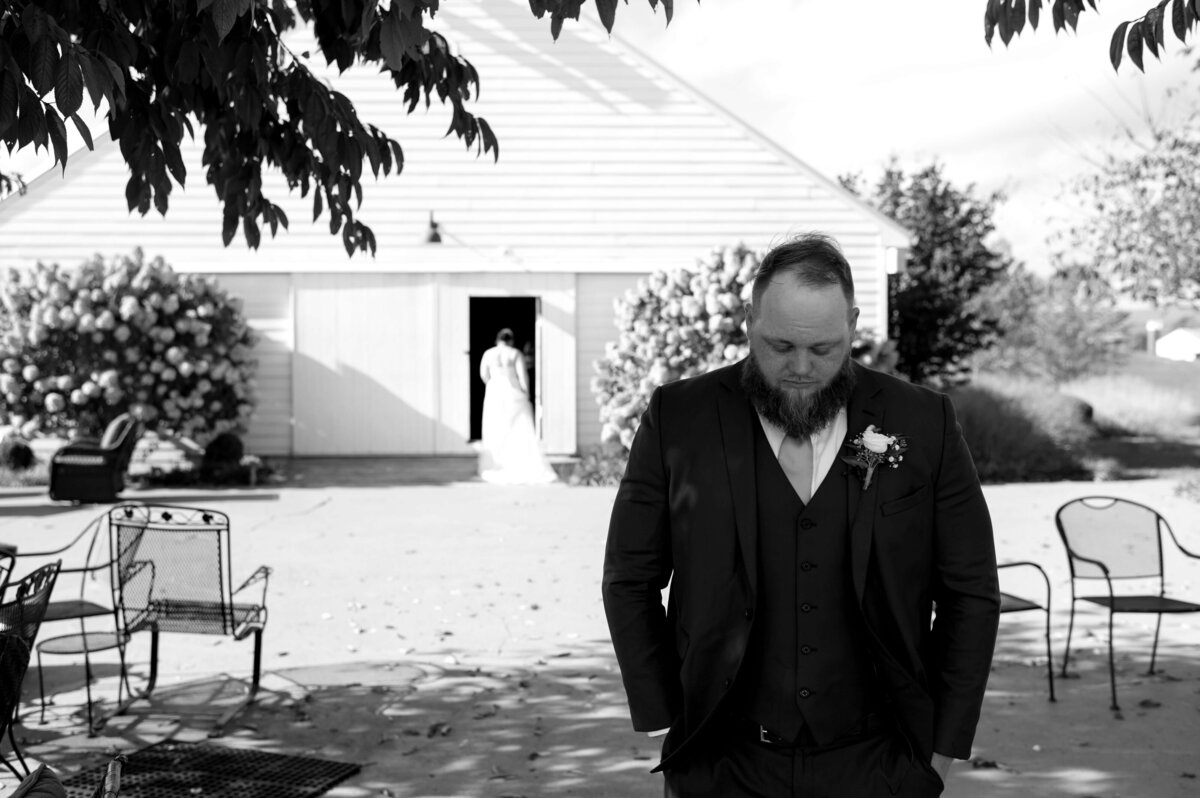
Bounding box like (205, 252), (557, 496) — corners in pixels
(203, 432), (244, 467)
(48, 414), (143, 503)
(1056, 496), (1200, 712)
(58, 740), (360, 798)
(0, 438), (34, 472)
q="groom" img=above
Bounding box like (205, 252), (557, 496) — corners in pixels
(602, 233), (999, 797)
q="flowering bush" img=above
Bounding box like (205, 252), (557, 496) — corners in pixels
(592, 243), (897, 451)
(0, 249), (257, 443)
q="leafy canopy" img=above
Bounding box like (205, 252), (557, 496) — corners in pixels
(1055, 113), (1200, 305)
(985, 0), (1200, 72)
(842, 161), (1011, 387)
(0, 0), (679, 255)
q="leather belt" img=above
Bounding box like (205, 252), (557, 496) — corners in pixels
(745, 712), (888, 750)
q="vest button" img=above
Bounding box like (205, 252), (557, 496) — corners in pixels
(800, 602), (814, 613)
(723, 678), (732, 689)
(800, 645), (815, 655)
(800, 561), (815, 572)
(744, 608), (754, 620)
(799, 518), (816, 530)
(798, 688), (813, 699)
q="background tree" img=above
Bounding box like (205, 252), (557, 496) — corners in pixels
(1055, 113), (1200, 305)
(0, 0), (677, 254)
(972, 262), (1129, 383)
(842, 161), (1010, 386)
(986, 0), (1200, 72)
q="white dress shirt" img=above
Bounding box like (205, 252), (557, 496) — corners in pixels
(756, 407), (848, 498)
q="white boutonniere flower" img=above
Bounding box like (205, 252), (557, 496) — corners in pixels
(842, 424), (908, 490)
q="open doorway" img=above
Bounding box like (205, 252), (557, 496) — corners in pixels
(469, 296), (539, 442)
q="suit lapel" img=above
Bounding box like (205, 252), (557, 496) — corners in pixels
(717, 363), (758, 595)
(845, 364), (885, 602)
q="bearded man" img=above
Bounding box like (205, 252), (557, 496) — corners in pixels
(602, 233), (999, 797)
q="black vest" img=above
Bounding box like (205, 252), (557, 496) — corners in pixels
(733, 416), (883, 745)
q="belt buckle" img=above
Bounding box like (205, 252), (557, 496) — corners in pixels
(758, 725), (771, 744)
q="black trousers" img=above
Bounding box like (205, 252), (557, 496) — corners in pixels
(662, 722), (945, 798)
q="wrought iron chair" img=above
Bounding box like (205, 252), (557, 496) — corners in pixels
(9, 512), (130, 735)
(1056, 496), (1200, 711)
(997, 561), (1055, 701)
(107, 504), (271, 736)
(0, 562), (62, 779)
(48, 412), (143, 503)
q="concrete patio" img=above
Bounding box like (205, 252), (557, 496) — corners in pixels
(0, 470), (1198, 797)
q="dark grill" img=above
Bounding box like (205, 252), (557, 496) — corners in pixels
(60, 741), (361, 798)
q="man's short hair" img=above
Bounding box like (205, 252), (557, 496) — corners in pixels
(496, 328), (515, 345)
(751, 233), (856, 306)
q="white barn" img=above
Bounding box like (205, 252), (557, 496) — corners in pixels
(1155, 328), (1200, 362)
(0, 1), (911, 459)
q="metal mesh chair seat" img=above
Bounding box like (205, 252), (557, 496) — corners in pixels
(135, 600), (266, 637)
(52, 454), (107, 467)
(1057, 496), (1200, 711)
(42, 599), (113, 623)
(999, 593), (1041, 613)
(1079, 595), (1200, 613)
(36, 631), (127, 657)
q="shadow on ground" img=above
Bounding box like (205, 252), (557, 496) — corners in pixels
(17, 642), (658, 798)
(13, 626), (1199, 798)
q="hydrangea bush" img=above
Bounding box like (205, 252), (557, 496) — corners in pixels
(0, 249), (257, 444)
(592, 243), (896, 451)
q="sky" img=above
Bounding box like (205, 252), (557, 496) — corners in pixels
(3, 0), (1198, 271)
(609, 0), (1200, 270)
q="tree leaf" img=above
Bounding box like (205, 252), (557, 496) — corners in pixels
(998, 0), (1013, 44)
(243, 215), (261, 248)
(30, 38), (59, 96)
(212, 0), (245, 43)
(1127, 20), (1145, 70)
(54, 48), (83, 118)
(1172, 0), (1188, 41)
(44, 105), (68, 167)
(1143, 9), (1161, 57)
(0, 71), (18, 138)
(596, 0), (619, 32)
(222, 204), (239, 245)
(1052, 0), (1066, 33)
(68, 111), (94, 150)
(77, 51), (106, 110)
(1009, 0), (1027, 36)
(1029, 0), (1042, 28)
(16, 89), (42, 148)
(162, 139), (187, 183)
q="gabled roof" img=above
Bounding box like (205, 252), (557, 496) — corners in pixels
(0, 0), (911, 274)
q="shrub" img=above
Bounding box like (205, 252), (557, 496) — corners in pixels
(1061, 373), (1200, 437)
(568, 442), (629, 487)
(0, 435), (33, 471)
(591, 243), (896, 450)
(0, 249), (257, 444)
(950, 375), (1095, 483)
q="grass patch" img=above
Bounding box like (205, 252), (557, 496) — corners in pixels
(1061, 353), (1200, 437)
(951, 374), (1095, 483)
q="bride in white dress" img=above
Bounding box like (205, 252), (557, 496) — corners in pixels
(478, 329), (557, 484)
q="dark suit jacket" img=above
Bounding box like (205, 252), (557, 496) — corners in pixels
(602, 361), (999, 769)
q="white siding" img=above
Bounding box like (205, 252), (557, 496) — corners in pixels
(576, 273), (643, 449)
(204, 274), (293, 457)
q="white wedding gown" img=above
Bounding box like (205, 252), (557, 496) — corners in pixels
(478, 345), (557, 484)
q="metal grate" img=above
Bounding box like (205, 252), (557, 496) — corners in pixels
(60, 741), (361, 798)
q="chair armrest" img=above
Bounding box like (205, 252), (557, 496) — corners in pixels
(1063, 549), (1110, 576)
(232, 565), (271, 599)
(10, 515), (105, 559)
(1166, 527), (1200, 560)
(998, 560), (1052, 610)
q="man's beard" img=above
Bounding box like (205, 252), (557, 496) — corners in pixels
(741, 350), (857, 438)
